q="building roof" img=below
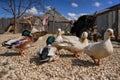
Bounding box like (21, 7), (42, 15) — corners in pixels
(42, 8), (69, 22)
(96, 3), (120, 16)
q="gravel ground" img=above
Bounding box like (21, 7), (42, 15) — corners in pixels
(0, 33), (120, 80)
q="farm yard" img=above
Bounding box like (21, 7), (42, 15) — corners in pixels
(0, 1), (120, 80)
(0, 33), (119, 80)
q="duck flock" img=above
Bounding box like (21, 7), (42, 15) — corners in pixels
(1, 24), (115, 67)
(53, 28), (114, 66)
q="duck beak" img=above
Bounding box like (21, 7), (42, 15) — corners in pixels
(110, 34), (115, 38)
(30, 33), (32, 36)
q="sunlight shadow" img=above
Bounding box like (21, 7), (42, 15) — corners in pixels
(71, 59), (97, 67)
(0, 52), (20, 57)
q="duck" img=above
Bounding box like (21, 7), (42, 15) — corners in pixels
(2, 29), (47, 57)
(55, 28), (64, 42)
(2, 30), (33, 57)
(80, 32), (89, 48)
(84, 28), (114, 65)
(52, 29), (89, 57)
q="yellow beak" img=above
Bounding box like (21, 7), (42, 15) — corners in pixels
(30, 33), (33, 36)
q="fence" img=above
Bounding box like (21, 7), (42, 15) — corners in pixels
(0, 18), (13, 33)
(0, 18), (71, 34)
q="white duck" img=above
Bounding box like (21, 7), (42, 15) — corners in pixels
(80, 32), (89, 48)
(52, 30), (89, 57)
(84, 28), (114, 65)
(55, 28), (64, 42)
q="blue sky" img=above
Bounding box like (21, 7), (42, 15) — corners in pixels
(0, 0), (120, 20)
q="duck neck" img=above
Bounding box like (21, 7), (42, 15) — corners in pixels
(57, 34), (62, 37)
(104, 35), (110, 41)
(57, 32), (62, 36)
(47, 44), (52, 46)
(81, 38), (88, 43)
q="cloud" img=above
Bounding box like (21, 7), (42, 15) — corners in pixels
(67, 13), (78, 20)
(93, 2), (101, 7)
(80, 13), (87, 16)
(108, 1), (113, 4)
(45, 6), (52, 10)
(39, 12), (44, 15)
(68, 13), (76, 17)
(67, 12), (87, 20)
(25, 7), (38, 16)
(72, 3), (78, 7)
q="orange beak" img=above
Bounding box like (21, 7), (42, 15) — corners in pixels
(110, 34), (115, 38)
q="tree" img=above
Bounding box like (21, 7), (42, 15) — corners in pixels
(0, 0), (43, 33)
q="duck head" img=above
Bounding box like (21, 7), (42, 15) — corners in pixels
(104, 28), (115, 40)
(22, 30), (31, 36)
(57, 28), (64, 35)
(46, 36), (55, 45)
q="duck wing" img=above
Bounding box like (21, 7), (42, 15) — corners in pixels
(63, 36), (79, 42)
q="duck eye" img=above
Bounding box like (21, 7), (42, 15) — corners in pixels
(107, 30), (110, 32)
(107, 30), (111, 33)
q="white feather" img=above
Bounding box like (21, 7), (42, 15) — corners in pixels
(84, 28), (114, 59)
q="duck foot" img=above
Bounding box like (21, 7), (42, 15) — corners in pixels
(90, 56), (101, 66)
(73, 53), (79, 58)
(56, 50), (61, 57)
(20, 53), (26, 57)
(97, 59), (101, 66)
(90, 56), (96, 64)
(19, 51), (26, 57)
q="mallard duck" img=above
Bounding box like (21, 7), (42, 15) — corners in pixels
(2, 30), (47, 57)
(84, 28), (114, 65)
(52, 31), (89, 57)
(2, 30), (33, 57)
